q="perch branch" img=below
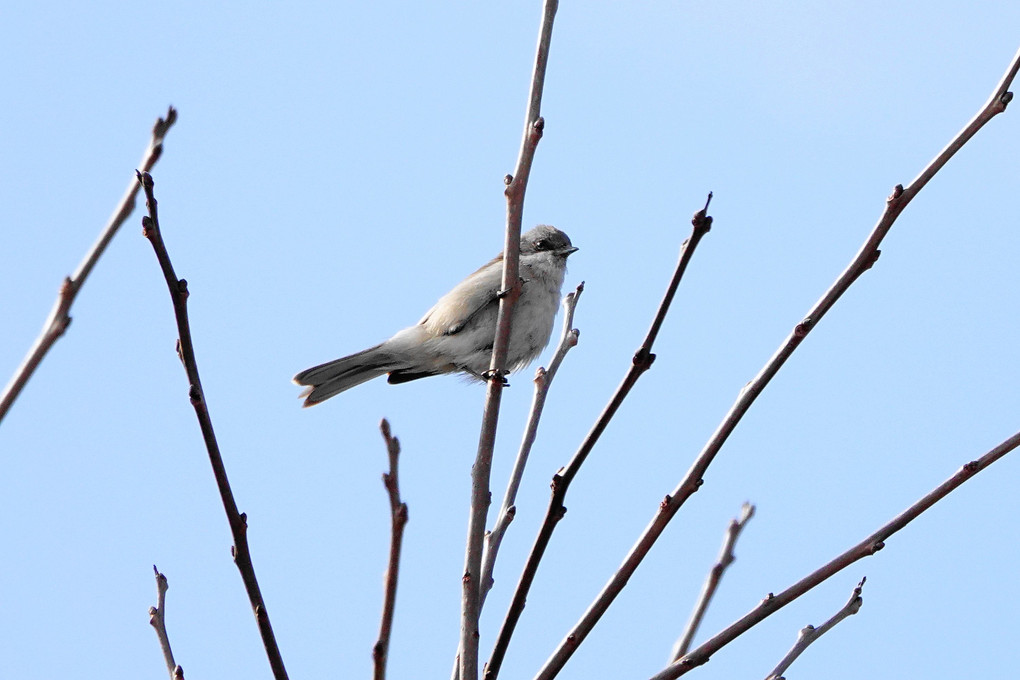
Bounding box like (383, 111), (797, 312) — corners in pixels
(374, 419), (409, 680)
(0, 106), (177, 424)
(533, 44), (1020, 680)
(137, 171), (289, 680)
(148, 565), (183, 679)
(459, 2), (559, 680)
(480, 283), (584, 612)
(650, 430), (1020, 679)
(486, 196), (714, 680)
(763, 577), (866, 680)
(670, 503), (755, 661)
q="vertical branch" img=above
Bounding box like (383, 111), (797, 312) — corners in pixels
(374, 419), (409, 680)
(485, 198), (713, 680)
(670, 503), (755, 661)
(534, 45), (1020, 680)
(0, 106), (177, 424)
(459, 3), (559, 680)
(480, 283), (584, 611)
(137, 171), (289, 680)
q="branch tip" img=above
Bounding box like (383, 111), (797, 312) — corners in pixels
(692, 192), (714, 233)
(739, 503), (755, 522)
(156, 106), (179, 136)
(0, 107), (178, 424)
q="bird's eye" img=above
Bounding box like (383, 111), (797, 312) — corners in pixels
(534, 238), (551, 251)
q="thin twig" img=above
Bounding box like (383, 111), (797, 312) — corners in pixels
(485, 197), (714, 680)
(532, 45), (1020, 680)
(764, 577), (866, 680)
(374, 419), (409, 680)
(479, 283), (584, 613)
(459, 3), (559, 680)
(137, 171), (289, 680)
(0, 107), (177, 425)
(453, 286), (581, 680)
(148, 565), (182, 679)
(670, 503), (755, 661)
(651, 430), (1020, 679)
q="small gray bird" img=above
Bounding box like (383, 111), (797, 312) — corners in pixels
(294, 225), (577, 406)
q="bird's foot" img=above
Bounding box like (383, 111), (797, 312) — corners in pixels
(481, 368), (510, 386)
(496, 277), (528, 299)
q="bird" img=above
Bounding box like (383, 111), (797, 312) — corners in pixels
(294, 225), (578, 406)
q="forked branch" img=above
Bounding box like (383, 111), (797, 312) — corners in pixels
(0, 107), (177, 424)
(485, 196), (714, 680)
(652, 429), (1020, 679)
(138, 171), (289, 680)
(532, 45), (1020, 680)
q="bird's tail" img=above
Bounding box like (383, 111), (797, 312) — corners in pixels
(293, 344), (394, 406)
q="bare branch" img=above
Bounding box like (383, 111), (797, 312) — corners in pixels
(764, 577), (866, 680)
(670, 503), (755, 661)
(137, 171), (289, 680)
(460, 2), (559, 680)
(0, 106), (177, 424)
(480, 283), (584, 612)
(533, 44), (1020, 680)
(486, 198), (713, 680)
(651, 430), (1020, 680)
(148, 565), (181, 679)
(374, 419), (409, 680)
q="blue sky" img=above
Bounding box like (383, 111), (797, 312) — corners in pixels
(2, 3), (1019, 679)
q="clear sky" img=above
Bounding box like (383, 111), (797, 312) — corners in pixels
(2, 2), (1019, 679)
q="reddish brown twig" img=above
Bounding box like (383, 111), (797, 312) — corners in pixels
(670, 503), (755, 661)
(148, 565), (183, 679)
(0, 107), (176, 424)
(374, 419), (409, 680)
(764, 577), (866, 680)
(532, 44), (1019, 680)
(459, 2), (559, 680)
(485, 196), (713, 680)
(651, 431), (1020, 679)
(137, 171), (288, 680)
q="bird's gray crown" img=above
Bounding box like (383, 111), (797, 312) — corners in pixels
(522, 225), (574, 255)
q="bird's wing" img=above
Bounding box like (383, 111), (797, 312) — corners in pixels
(418, 255), (503, 336)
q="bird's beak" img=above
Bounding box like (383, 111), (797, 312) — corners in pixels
(558, 246), (579, 257)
